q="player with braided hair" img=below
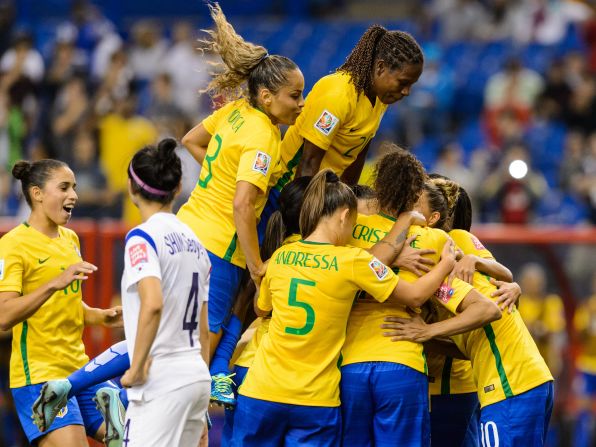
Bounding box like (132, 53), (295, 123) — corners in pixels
(276, 24), (423, 190)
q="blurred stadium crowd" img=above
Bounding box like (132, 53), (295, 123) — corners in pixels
(0, 0), (595, 446)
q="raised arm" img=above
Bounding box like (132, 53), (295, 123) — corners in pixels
(452, 254), (513, 284)
(367, 211), (426, 266)
(181, 122), (212, 165)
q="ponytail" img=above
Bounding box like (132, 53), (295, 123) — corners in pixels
(300, 169), (356, 238)
(202, 3), (298, 106)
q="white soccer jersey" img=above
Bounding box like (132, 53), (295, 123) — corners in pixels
(121, 212), (211, 402)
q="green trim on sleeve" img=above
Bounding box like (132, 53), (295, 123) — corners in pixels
(223, 233), (238, 263)
(483, 324), (514, 398)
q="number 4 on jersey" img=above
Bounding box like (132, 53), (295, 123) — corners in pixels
(183, 272), (200, 346)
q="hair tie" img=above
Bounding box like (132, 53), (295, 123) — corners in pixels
(257, 52), (270, 65)
(129, 165), (170, 196)
(325, 171), (340, 183)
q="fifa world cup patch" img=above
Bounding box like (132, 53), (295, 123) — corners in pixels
(435, 283), (454, 303)
(0, 259), (4, 281)
(470, 235), (485, 251)
(369, 258), (389, 280)
(252, 151), (271, 176)
(314, 110), (339, 136)
(129, 243), (148, 267)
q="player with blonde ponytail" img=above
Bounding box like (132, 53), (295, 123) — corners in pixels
(178, 2), (305, 407)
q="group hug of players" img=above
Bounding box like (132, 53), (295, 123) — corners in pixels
(0, 3), (554, 447)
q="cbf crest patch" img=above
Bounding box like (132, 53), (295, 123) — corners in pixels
(314, 110), (339, 136)
(252, 151), (271, 176)
(470, 235), (485, 251)
(368, 258), (389, 280)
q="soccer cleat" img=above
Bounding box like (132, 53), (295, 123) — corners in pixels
(94, 387), (126, 447)
(210, 373), (236, 409)
(31, 379), (72, 432)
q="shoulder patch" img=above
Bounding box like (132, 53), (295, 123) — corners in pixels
(470, 235), (485, 250)
(368, 258), (389, 280)
(435, 283), (454, 304)
(129, 243), (148, 268)
(314, 110), (339, 136)
(252, 151), (271, 176)
(0, 259), (4, 281)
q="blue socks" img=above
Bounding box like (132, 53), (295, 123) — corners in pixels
(210, 315), (243, 376)
(68, 341), (130, 398)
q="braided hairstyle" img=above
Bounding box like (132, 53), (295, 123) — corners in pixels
(338, 25), (423, 96)
(201, 3), (298, 106)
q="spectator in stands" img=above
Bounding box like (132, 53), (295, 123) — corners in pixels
(147, 72), (186, 138)
(428, 0), (487, 43)
(540, 59), (573, 122)
(97, 92), (157, 225)
(563, 72), (596, 135)
(480, 143), (548, 223)
(560, 131), (587, 193)
(398, 43), (454, 145)
(128, 20), (168, 83)
(70, 129), (115, 218)
(573, 271), (596, 447)
(94, 49), (133, 115)
(43, 37), (88, 103)
(50, 75), (90, 163)
(431, 142), (478, 194)
(518, 263), (567, 380)
(0, 31), (44, 84)
(163, 21), (214, 120)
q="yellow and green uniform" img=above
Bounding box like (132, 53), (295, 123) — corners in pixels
(177, 98), (281, 268)
(0, 223), (88, 387)
(275, 72), (387, 190)
(574, 295), (596, 375)
(341, 214), (474, 373)
(234, 233), (301, 369)
(239, 240), (399, 407)
(450, 270), (553, 407)
(426, 229), (493, 396)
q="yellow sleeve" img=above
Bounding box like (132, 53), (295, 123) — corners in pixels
(201, 103), (231, 135)
(236, 134), (279, 193)
(433, 277), (474, 315)
(0, 240), (23, 293)
(351, 249), (399, 303)
(257, 274), (273, 312)
(450, 230), (494, 259)
(298, 80), (351, 151)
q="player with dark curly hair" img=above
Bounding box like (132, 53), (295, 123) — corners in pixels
(341, 143), (501, 447)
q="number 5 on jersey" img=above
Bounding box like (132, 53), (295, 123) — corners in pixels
(285, 278), (316, 336)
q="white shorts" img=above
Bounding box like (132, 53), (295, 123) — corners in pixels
(123, 380), (210, 447)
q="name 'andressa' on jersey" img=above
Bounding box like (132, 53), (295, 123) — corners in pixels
(164, 232), (203, 258)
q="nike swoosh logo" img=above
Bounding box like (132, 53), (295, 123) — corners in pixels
(38, 257), (50, 264)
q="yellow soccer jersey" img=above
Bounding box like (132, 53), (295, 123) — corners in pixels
(574, 295), (596, 374)
(449, 229), (494, 260)
(239, 241), (399, 407)
(341, 215), (473, 372)
(426, 228), (491, 396)
(0, 223), (89, 387)
(451, 272), (553, 408)
(427, 355), (476, 396)
(234, 234), (301, 369)
(177, 99), (281, 268)
(275, 72), (387, 190)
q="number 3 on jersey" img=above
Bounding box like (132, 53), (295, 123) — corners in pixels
(285, 278), (316, 336)
(183, 272), (200, 346)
